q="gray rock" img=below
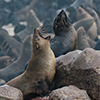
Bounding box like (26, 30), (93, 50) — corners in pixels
(55, 48), (100, 100)
(0, 85), (23, 100)
(49, 86), (91, 100)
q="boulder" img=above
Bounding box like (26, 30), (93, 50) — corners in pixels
(49, 86), (91, 100)
(0, 85), (23, 100)
(55, 48), (100, 100)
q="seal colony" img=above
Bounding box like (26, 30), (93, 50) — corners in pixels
(6, 29), (56, 99)
(0, 35), (32, 82)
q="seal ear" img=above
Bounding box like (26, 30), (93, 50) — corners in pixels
(45, 35), (51, 41)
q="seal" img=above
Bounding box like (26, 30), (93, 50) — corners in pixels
(73, 18), (94, 32)
(73, 7), (97, 41)
(17, 9), (42, 40)
(14, 0), (54, 21)
(77, 26), (90, 50)
(76, 6), (93, 20)
(81, 4), (100, 28)
(6, 29), (56, 99)
(0, 35), (32, 82)
(70, 0), (94, 9)
(81, 4), (100, 36)
(51, 10), (77, 57)
(0, 56), (14, 69)
(0, 29), (22, 60)
(77, 26), (96, 50)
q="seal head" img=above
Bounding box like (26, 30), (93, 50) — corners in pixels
(53, 10), (70, 36)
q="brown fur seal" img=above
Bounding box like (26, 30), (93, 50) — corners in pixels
(14, 0), (54, 21)
(0, 56), (14, 69)
(73, 7), (97, 40)
(6, 29), (56, 99)
(51, 10), (77, 57)
(81, 4), (100, 35)
(77, 26), (96, 50)
(70, 0), (94, 9)
(0, 35), (32, 82)
(81, 4), (100, 28)
(0, 29), (22, 60)
(77, 26), (90, 50)
(76, 6), (93, 20)
(17, 9), (42, 40)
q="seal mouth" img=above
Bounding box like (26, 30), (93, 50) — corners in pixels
(53, 10), (70, 34)
(33, 29), (51, 40)
(57, 10), (68, 23)
(55, 10), (70, 28)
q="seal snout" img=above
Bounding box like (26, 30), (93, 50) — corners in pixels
(34, 28), (39, 35)
(60, 10), (65, 14)
(58, 10), (68, 21)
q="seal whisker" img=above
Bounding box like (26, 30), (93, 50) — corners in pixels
(40, 27), (51, 33)
(37, 25), (42, 30)
(40, 27), (47, 32)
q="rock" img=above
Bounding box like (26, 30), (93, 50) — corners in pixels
(56, 50), (82, 65)
(31, 86), (91, 100)
(49, 86), (91, 100)
(0, 85), (23, 100)
(31, 96), (49, 100)
(55, 48), (100, 100)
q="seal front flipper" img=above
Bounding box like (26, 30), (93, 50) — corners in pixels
(35, 79), (49, 96)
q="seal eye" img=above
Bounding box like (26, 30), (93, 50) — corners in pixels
(34, 36), (38, 39)
(34, 36), (40, 40)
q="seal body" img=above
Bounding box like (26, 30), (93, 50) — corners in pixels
(0, 29), (22, 60)
(6, 29), (56, 98)
(51, 10), (77, 57)
(73, 7), (97, 40)
(0, 56), (14, 69)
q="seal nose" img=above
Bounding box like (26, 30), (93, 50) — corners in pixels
(34, 35), (38, 39)
(57, 10), (65, 22)
(59, 10), (67, 20)
(60, 10), (66, 15)
(33, 29), (38, 38)
(61, 10), (65, 13)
